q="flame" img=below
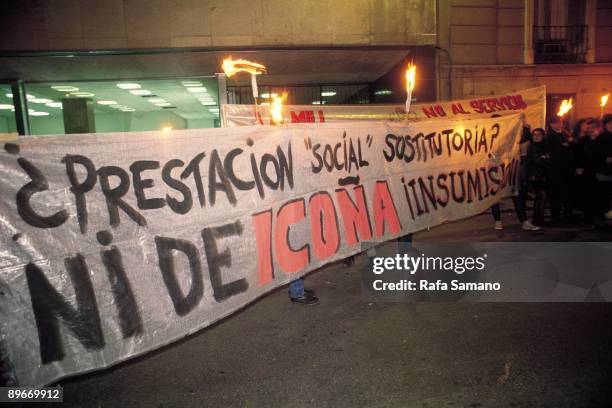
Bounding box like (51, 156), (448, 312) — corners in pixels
(161, 125), (173, 133)
(601, 94), (609, 108)
(222, 56), (266, 77)
(271, 93), (287, 125)
(405, 63), (416, 92)
(557, 98), (573, 117)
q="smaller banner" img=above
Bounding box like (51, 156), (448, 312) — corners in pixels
(222, 86), (546, 130)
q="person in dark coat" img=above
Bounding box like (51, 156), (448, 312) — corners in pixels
(525, 128), (550, 225)
(490, 122), (540, 231)
(569, 119), (589, 214)
(573, 121), (597, 223)
(546, 116), (573, 223)
(593, 114), (612, 220)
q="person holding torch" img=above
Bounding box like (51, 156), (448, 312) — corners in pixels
(270, 93), (320, 305)
(221, 59), (320, 304)
(399, 63), (417, 247)
(405, 62), (416, 114)
(546, 99), (574, 224)
(593, 114), (612, 221)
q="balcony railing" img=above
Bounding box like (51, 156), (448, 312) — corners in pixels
(534, 25), (587, 63)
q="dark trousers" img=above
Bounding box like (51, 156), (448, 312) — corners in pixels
(397, 234), (413, 244)
(491, 194), (527, 223)
(548, 177), (572, 221)
(532, 188), (547, 225)
(595, 178), (612, 220)
(575, 175), (597, 222)
(493, 160), (529, 223)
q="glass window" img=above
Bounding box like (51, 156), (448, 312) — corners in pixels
(0, 83), (18, 135)
(227, 84), (371, 106)
(22, 77), (220, 136)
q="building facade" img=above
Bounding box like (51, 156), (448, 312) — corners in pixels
(0, 0), (436, 135)
(438, 0), (612, 125)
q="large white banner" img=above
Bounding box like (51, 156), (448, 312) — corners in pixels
(222, 86), (545, 130)
(0, 114), (522, 386)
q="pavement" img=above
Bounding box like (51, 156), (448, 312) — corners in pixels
(50, 201), (612, 407)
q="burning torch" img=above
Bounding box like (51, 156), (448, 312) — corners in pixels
(600, 94), (609, 119)
(222, 56), (267, 102)
(557, 97), (573, 129)
(405, 62), (416, 114)
(271, 93), (287, 125)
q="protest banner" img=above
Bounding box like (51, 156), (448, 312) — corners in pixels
(0, 113), (522, 386)
(222, 86), (545, 129)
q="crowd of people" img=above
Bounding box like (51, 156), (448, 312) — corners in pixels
(493, 113), (612, 230)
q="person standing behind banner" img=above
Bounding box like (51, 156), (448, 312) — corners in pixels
(569, 119), (590, 214)
(525, 128), (550, 225)
(491, 123), (540, 231)
(546, 116), (573, 223)
(587, 117), (601, 139)
(288, 278), (319, 305)
(593, 114), (612, 221)
(573, 120), (597, 223)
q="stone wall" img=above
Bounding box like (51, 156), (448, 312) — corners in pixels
(438, 0), (525, 66)
(0, 0), (436, 51)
